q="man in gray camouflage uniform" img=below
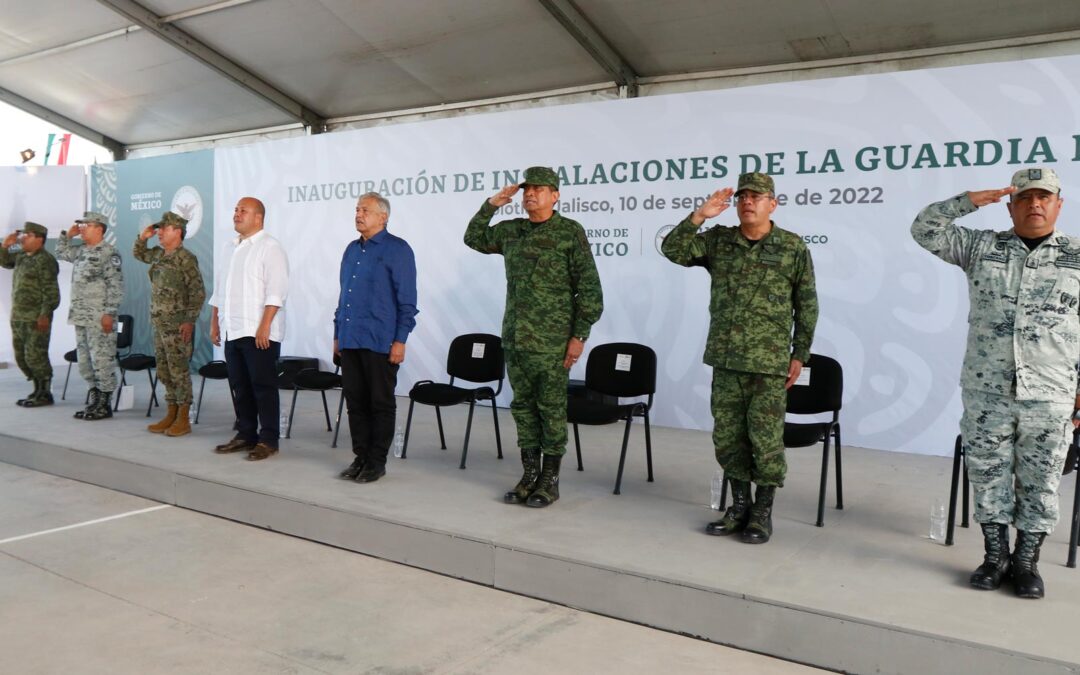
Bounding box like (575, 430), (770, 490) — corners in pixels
(912, 167), (1079, 599)
(56, 212), (124, 421)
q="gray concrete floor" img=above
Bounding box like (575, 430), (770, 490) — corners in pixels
(0, 463), (820, 674)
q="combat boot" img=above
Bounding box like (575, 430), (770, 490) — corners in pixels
(504, 447), (542, 504)
(32, 378), (54, 406)
(74, 387), (99, 419)
(165, 405), (192, 437)
(526, 454), (562, 508)
(1012, 530), (1047, 599)
(16, 379), (40, 407)
(83, 391), (114, 421)
(970, 523), (1010, 590)
(148, 404), (179, 433)
(741, 485), (776, 544)
(706, 478), (751, 536)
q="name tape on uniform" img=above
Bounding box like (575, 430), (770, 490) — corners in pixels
(615, 353), (632, 372)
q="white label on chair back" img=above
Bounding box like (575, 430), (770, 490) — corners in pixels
(795, 368), (811, 387)
(615, 353), (632, 371)
(472, 343), (486, 359)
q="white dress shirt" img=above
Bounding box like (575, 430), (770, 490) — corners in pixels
(210, 229), (289, 342)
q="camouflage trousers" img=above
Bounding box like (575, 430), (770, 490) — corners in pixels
(960, 389), (1073, 534)
(74, 324), (118, 392)
(505, 349), (568, 457)
(152, 321), (193, 405)
(11, 319), (52, 380)
(711, 368), (787, 486)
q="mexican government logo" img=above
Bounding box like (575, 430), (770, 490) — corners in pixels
(171, 186), (204, 238)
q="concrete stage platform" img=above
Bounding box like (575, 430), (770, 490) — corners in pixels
(0, 368), (1078, 674)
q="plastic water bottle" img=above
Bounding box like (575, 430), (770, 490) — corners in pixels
(929, 498), (947, 542)
(393, 424), (405, 458)
(710, 469), (724, 510)
(279, 409), (290, 436)
(188, 406), (197, 423)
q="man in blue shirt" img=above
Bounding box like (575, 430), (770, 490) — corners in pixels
(334, 192), (418, 483)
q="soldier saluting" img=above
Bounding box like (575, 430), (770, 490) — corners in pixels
(0, 222), (60, 407)
(56, 212), (124, 421)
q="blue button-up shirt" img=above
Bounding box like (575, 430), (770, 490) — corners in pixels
(334, 229), (418, 352)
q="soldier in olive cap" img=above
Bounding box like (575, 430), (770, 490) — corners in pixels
(1, 222), (60, 407)
(662, 172), (818, 544)
(56, 212), (124, 421)
(912, 167), (1078, 599)
(134, 211), (206, 437)
(465, 166), (604, 508)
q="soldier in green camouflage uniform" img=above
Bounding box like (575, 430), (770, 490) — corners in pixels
(662, 172), (818, 544)
(465, 166), (604, 508)
(56, 212), (124, 421)
(912, 167), (1078, 599)
(134, 211), (206, 437)
(0, 222), (60, 407)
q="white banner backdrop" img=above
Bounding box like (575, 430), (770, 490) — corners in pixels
(0, 166), (83, 370)
(214, 54), (1080, 456)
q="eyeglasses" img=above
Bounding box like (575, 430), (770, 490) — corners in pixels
(735, 192), (774, 203)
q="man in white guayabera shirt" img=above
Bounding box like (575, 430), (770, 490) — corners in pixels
(209, 196), (289, 461)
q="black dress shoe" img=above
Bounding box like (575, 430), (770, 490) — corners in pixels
(355, 466), (386, 483)
(340, 458), (365, 479)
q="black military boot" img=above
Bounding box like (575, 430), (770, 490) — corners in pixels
(1012, 530), (1047, 599)
(83, 390), (114, 421)
(23, 378), (54, 407)
(74, 387), (99, 419)
(706, 478), (751, 536)
(526, 454), (562, 508)
(741, 485), (776, 544)
(16, 379), (40, 407)
(970, 523), (1011, 590)
(504, 447), (542, 504)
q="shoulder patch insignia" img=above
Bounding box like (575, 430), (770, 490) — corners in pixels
(110, 254), (122, 267)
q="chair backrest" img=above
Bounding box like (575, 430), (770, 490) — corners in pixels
(583, 342), (657, 398)
(115, 314), (134, 350)
(446, 333), (504, 384)
(786, 353), (843, 415)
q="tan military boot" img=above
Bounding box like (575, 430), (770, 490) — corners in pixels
(148, 404), (178, 433)
(165, 405), (192, 437)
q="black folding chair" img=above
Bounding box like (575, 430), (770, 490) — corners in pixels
(194, 360), (235, 424)
(285, 354), (344, 447)
(719, 353), (843, 527)
(566, 342), (656, 495)
(403, 333), (504, 469)
(112, 314), (160, 416)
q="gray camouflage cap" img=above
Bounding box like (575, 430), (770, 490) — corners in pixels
(520, 166), (559, 190)
(736, 172), (775, 195)
(1011, 167), (1061, 195)
(75, 211), (109, 227)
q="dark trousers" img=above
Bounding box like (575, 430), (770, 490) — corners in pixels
(340, 348), (399, 469)
(225, 337), (281, 448)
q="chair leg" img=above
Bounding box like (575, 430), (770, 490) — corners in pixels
(145, 370), (157, 417)
(816, 435), (831, 527)
(435, 406), (447, 449)
(833, 425), (843, 509)
(331, 390), (345, 448)
(490, 398), (503, 459)
(459, 401), (476, 470)
(720, 473), (728, 510)
(613, 416), (633, 495)
(320, 390), (331, 431)
(573, 424), (583, 471)
(961, 454), (970, 528)
(114, 369), (127, 411)
(644, 411), (654, 482)
(946, 436), (962, 546)
(401, 399), (415, 459)
(286, 388), (299, 439)
(194, 376), (206, 424)
(62, 362), (72, 400)
(1068, 468), (1079, 568)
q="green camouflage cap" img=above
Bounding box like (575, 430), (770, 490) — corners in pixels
(75, 211), (109, 226)
(736, 172), (775, 195)
(22, 221), (47, 237)
(154, 210), (189, 232)
(520, 166), (559, 190)
(1011, 167), (1061, 195)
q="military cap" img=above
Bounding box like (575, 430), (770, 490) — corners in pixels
(1011, 167), (1061, 195)
(75, 211), (109, 227)
(154, 210), (189, 232)
(736, 172), (775, 195)
(22, 222), (47, 237)
(520, 166), (560, 190)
